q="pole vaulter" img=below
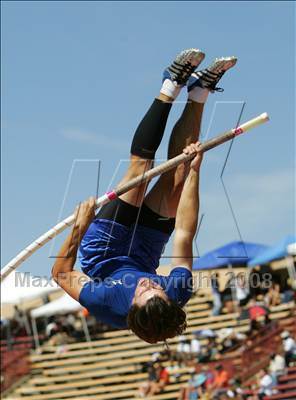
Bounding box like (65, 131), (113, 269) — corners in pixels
(1, 112), (268, 281)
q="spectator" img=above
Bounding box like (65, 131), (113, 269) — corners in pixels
(167, 360), (181, 382)
(48, 325), (75, 347)
(202, 365), (215, 390)
(190, 334), (201, 355)
(45, 317), (58, 338)
(211, 272), (222, 316)
(221, 274), (237, 313)
(248, 320), (262, 337)
(248, 297), (270, 327)
(177, 335), (192, 364)
(139, 363), (169, 397)
(199, 337), (219, 363)
(217, 328), (245, 353)
(269, 353), (285, 380)
(281, 280), (295, 303)
(257, 368), (275, 399)
(138, 363), (158, 398)
(228, 378), (244, 399)
(13, 305), (31, 336)
(264, 283), (281, 308)
(281, 331), (296, 366)
(180, 370), (208, 400)
(235, 275), (250, 307)
(151, 352), (160, 363)
(158, 349), (171, 363)
(63, 313), (76, 336)
(177, 335), (191, 353)
(157, 364), (170, 392)
(211, 365), (230, 390)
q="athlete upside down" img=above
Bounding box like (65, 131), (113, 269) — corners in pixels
(52, 49), (237, 343)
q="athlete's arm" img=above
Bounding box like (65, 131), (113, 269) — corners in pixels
(51, 197), (96, 301)
(171, 142), (202, 272)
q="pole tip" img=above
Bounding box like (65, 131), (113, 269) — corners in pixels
(260, 112), (270, 122)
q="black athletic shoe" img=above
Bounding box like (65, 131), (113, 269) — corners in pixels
(188, 56), (237, 92)
(163, 49), (205, 85)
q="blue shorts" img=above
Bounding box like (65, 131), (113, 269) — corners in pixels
(79, 218), (171, 280)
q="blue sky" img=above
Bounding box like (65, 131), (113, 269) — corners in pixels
(1, 1), (295, 278)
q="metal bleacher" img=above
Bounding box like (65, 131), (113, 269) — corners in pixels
(4, 291), (295, 400)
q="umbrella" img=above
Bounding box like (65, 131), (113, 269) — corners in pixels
(193, 241), (269, 270)
(191, 373), (207, 388)
(248, 235), (296, 266)
(1, 271), (59, 305)
(30, 293), (82, 318)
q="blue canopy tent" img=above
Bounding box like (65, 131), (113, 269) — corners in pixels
(248, 235), (296, 267)
(193, 241), (269, 270)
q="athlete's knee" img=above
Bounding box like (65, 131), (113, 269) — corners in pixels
(126, 155), (153, 178)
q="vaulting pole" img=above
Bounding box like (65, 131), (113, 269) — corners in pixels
(1, 113), (269, 281)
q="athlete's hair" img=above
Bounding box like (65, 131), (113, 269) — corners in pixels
(127, 296), (187, 343)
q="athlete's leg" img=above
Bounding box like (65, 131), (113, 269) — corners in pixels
(144, 100), (204, 217)
(117, 93), (173, 207)
(144, 56), (237, 217)
(115, 49), (205, 207)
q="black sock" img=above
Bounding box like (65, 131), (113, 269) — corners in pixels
(130, 99), (172, 159)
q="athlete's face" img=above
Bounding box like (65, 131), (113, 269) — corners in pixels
(132, 277), (168, 307)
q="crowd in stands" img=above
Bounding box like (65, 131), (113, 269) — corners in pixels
(1, 269), (294, 350)
(139, 362), (170, 397)
(41, 312), (113, 351)
(139, 346), (237, 399)
(245, 331), (296, 399)
(137, 272), (295, 399)
(137, 327), (296, 399)
(174, 328), (246, 365)
(210, 272), (295, 318)
(179, 364), (232, 400)
(1, 269), (295, 398)
(1, 306), (111, 354)
(43, 315), (77, 349)
(1, 306), (31, 343)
